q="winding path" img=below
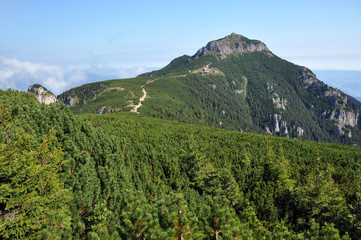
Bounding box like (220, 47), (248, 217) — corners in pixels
(130, 79), (157, 114)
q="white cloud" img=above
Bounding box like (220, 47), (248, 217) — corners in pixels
(117, 66), (155, 79)
(0, 56), (64, 94)
(0, 55), (159, 95)
(2, 57), (63, 77)
(0, 56), (88, 95)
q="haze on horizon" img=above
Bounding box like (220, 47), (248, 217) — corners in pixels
(1, 0), (361, 97)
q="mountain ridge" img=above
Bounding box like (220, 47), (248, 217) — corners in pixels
(38, 33), (361, 145)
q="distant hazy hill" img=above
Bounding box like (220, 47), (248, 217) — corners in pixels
(57, 33), (361, 145)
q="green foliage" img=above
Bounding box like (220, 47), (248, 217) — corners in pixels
(119, 191), (158, 239)
(205, 195), (241, 239)
(57, 77), (148, 114)
(0, 104), (72, 239)
(60, 49), (361, 145)
(1, 90), (361, 239)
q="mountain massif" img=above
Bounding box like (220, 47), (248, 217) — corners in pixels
(2, 33), (361, 239)
(51, 33), (360, 145)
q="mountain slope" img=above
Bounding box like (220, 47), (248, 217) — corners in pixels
(58, 33), (361, 145)
(2, 89), (361, 238)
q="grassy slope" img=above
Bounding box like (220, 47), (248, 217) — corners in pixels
(59, 50), (361, 145)
(57, 77), (150, 114)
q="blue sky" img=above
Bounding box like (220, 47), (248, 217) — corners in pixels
(1, 0), (361, 96)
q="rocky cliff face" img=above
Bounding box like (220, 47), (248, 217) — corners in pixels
(28, 85), (57, 104)
(324, 89), (348, 107)
(323, 110), (359, 127)
(322, 109), (360, 138)
(192, 33), (271, 59)
(334, 125), (352, 138)
(298, 68), (359, 139)
(265, 114), (288, 135)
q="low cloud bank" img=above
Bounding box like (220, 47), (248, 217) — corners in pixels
(0, 56), (156, 95)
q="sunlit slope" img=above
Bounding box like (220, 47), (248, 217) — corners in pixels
(58, 33), (361, 145)
(2, 89), (361, 239)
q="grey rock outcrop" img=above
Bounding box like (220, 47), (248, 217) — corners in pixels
(334, 125), (345, 136)
(264, 126), (272, 135)
(334, 125), (352, 138)
(325, 89), (342, 98)
(280, 120), (288, 134)
(330, 98), (347, 107)
(299, 69), (327, 89)
(296, 126), (304, 137)
(97, 106), (118, 114)
(269, 114), (281, 133)
(28, 85), (57, 104)
(63, 97), (76, 106)
(267, 114), (288, 135)
(271, 92), (287, 110)
(292, 125), (305, 137)
(348, 131), (352, 138)
(322, 109), (359, 138)
(323, 110), (359, 128)
(337, 111), (358, 127)
(265, 85), (286, 110)
(97, 106), (110, 114)
(324, 88), (348, 107)
(193, 33), (271, 59)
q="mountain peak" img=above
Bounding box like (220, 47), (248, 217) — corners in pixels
(192, 33), (271, 59)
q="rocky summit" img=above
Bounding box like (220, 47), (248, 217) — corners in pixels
(192, 33), (271, 59)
